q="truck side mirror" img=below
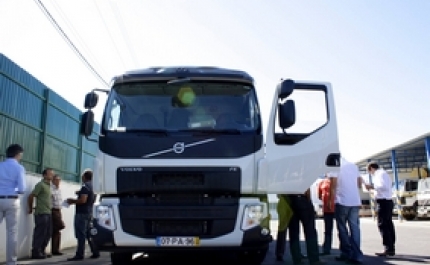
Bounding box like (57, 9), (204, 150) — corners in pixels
(326, 153), (341, 167)
(80, 110), (94, 137)
(278, 100), (295, 129)
(279, 79), (295, 99)
(84, 92), (99, 109)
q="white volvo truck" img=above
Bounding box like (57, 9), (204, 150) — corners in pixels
(80, 67), (340, 265)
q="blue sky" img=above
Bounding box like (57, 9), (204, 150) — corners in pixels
(1, 0), (429, 162)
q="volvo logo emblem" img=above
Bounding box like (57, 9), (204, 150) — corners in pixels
(143, 139), (216, 158)
(173, 142), (185, 154)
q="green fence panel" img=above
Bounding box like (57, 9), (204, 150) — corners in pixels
(0, 76), (44, 128)
(46, 105), (80, 147)
(0, 115), (41, 173)
(0, 53), (99, 182)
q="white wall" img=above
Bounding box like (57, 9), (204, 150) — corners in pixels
(0, 173), (81, 262)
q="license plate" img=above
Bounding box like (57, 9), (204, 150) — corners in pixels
(156, 237), (200, 246)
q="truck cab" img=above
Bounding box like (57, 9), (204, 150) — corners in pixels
(80, 67), (340, 264)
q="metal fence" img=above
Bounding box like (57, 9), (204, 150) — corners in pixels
(0, 53), (99, 182)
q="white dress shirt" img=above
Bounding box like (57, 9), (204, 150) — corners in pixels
(372, 168), (393, 199)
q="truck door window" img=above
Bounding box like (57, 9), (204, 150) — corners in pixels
(275, 89), (328, 134)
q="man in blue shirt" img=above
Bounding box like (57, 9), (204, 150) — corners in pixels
(0, 144), (26, 265)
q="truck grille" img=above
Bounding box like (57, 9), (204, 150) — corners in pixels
(153, 173), (204, 186)
(153, 221), (206, 235)
(153, 193), (204, 205)
(117, 167), (241, 239)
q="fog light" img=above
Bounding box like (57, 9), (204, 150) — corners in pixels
(95, 205), (116, 231)
(241, 204), (267, 230)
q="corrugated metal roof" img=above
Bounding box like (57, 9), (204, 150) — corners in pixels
(356, 132), (430, 173)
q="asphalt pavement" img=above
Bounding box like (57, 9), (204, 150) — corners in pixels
(10, 217), (430, 265)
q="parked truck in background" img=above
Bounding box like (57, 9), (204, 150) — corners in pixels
(79, 67), (340, 265)
(392, 178), (419, 220)
(417, 178), (430, 219)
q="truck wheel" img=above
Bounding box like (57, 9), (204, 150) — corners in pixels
(401, 212), (416, 221)
(111, 252), (133, 265)
(238, 247), (268, 265)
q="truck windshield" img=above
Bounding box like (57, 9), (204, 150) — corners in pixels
(103, 82), (261, 133)
(418, 179), (430, 192)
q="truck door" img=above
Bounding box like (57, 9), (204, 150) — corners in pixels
(258, 79), (340, 194)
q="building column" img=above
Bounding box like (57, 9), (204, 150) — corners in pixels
(425, 137), (430, 171)
(391, 150), (402, 221)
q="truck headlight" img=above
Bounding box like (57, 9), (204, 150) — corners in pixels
(95, 205), (116, 231)
(241, 204), (266, 230)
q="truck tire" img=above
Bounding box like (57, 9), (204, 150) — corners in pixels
(111, 252), (133, 265)
(401, 212), (416, 221)
(238, 246), (268, 265)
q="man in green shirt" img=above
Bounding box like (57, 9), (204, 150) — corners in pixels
(28, 168), (54, 259)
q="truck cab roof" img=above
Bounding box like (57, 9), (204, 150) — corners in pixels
(112, 66), (254, 85)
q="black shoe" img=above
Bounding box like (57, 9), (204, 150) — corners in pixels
(31, 254), (46, 259)
(335, 256), (348, 261)
(320, 252), (330, 256)
(301, 254), (307, 259)
(52, 252), (64, 256)
(376, 251), (395, 257)
(276, 255), (283, 261)
(90, 254), (100, 259)
(67, 256), (84, 261)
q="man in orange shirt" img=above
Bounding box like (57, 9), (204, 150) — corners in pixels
(318, 174), (335, 255)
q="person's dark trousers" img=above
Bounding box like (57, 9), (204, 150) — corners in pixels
(276, 229), (287, 258)
(74, 213), (99, 258)
(376, 199), (396, 253)
(288, 195), (320, 264)
(31, 213), (52, 256)
(322, 212), (334, 254)
(86, 216), (99, 257)
(51, 209), (64, 254)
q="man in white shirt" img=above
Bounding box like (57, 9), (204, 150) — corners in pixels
(329, 158), (363, 264)
(365, 162), (396, 257)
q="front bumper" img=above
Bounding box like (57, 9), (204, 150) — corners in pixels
(91, 220), (272, 253)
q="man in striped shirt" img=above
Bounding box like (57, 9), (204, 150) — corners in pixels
(51, 174), (65, 256)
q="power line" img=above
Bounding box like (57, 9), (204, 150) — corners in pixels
(33, 0), (109, 87)
(94, 1), (128, 70)
(110, 1), (140, 68)
(48, 0), (110, 79)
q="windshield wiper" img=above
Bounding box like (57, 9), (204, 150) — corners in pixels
(124, 129), (170, 135)
(175, 129), (242, 135)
